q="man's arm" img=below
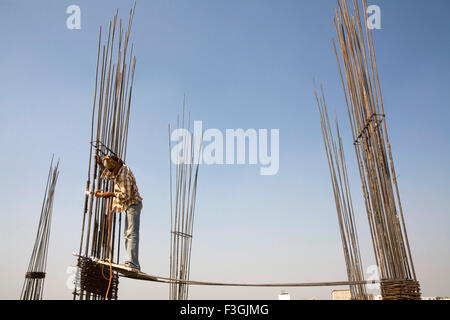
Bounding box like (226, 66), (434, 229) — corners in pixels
(93, 155), (114, 198)
(95, 191), (115, 198)
(95, 154), (106, 171)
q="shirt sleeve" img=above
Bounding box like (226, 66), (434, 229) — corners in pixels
(101, 168), (114, 180)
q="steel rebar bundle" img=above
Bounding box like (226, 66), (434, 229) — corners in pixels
(168, 100), (202, 300)
(315, 83), (367, 300)
(332, 0), (420, 299)
(20, 156), (59, 300)
(73, 3), (137, 300)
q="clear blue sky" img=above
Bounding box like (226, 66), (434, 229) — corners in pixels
(0, 0), (449, 299)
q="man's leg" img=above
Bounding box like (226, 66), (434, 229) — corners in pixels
(124, 202), (142, 270)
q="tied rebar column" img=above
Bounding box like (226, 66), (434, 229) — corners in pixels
(168, 97), (203, 300)
(20, 156), (60, 300)
(315, 83), (368, 300)
(333, 0), (420, 299)
(73, 2), (138, 300)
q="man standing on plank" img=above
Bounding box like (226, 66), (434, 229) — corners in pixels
(94, 154), (143, 271)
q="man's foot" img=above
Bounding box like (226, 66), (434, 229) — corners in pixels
(124, 262), (141, 272)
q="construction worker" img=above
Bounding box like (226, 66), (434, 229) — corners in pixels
(94, 154), (143, 271)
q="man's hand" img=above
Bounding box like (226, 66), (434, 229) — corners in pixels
(95, 191), (115, 198)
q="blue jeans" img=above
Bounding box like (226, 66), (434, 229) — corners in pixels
(124, 202), (142, 270)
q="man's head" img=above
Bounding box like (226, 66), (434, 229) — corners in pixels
(103, 155), (121, 172)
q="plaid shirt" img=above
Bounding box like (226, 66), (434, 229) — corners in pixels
(102, 164), (143, 213)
